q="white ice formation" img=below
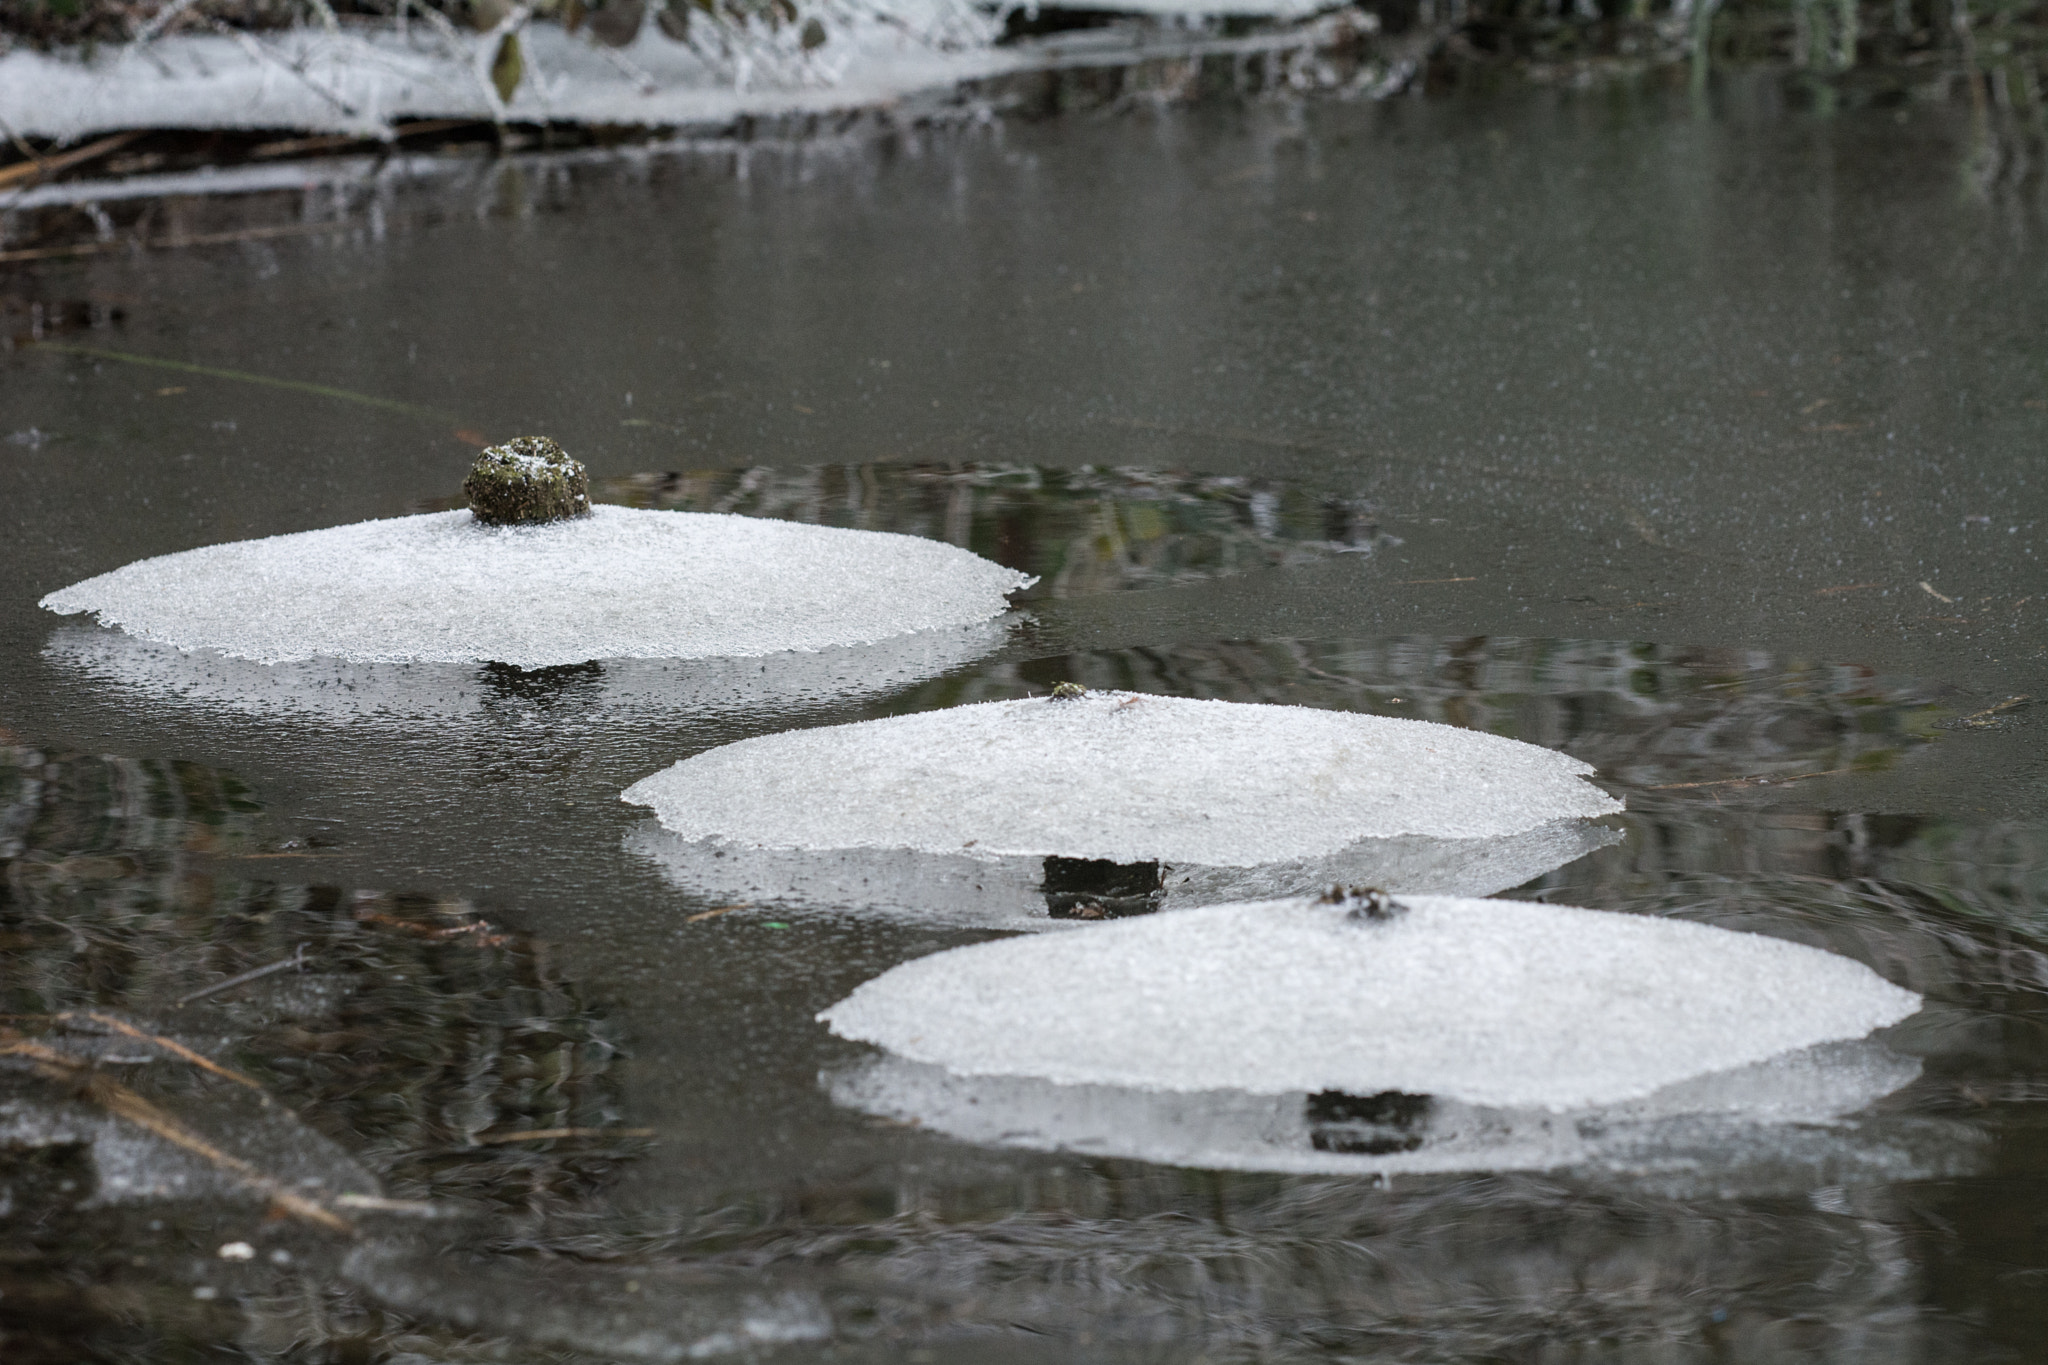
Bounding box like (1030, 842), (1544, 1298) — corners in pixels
(39, 506), (1032, 670)
(818, 895), (1923, 1111)
(626, 818), (1623, 930)
(624, 691), (1624, 865)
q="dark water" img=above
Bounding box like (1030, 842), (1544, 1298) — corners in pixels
(5, 78), (2048, 1361)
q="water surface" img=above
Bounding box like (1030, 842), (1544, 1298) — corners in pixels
(4, 79), (2048, 1361)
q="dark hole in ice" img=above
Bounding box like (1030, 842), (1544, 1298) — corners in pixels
(1306, 1090), (1435, 1155)
(480, 660), (606, 705)
(1041, 856), (1164, 920)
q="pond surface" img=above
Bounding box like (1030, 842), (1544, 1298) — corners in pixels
(5, 76), (2048, 1361)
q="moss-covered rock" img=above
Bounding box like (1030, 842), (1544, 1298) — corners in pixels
(463, 437), (591, 526)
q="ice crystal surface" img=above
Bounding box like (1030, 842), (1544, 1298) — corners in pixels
(818, 895), (1923, 1110)
(624, 692), (1624, 865)
(39, 507), (1032, 669)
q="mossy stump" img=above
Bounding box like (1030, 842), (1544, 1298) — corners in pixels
(464, 437), (591, 526)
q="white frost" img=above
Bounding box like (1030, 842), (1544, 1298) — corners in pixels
(38, 506), (1032, 670)
(818, 895), (1923, 1111)
(623, 692), (1624, 865)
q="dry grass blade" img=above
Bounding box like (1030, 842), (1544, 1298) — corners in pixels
(58, 1010), (268, 1093)
(1957, 695), (2030, 726)
(1648, 766), (1855, 791)
(0, 1035), (353, 1233)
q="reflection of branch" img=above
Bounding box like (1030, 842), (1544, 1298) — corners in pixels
(0, 1033), (352, 1233)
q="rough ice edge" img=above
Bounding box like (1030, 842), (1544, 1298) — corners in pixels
(622, 692), (1626, 865)
(824, 1041), (1948, 1183)
(38, 506), (1034, 670)
(625, 817), (1624, 930)
(42, 617), (1009, 726)
(818, 895), (1924, 1111)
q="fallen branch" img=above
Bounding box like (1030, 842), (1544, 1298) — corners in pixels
(0, 130), (145, 192)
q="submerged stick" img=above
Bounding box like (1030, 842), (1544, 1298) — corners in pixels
(0, 1034), (352, 1233)
(56, 1010), (268, 1093)
(172, 944), (310, 1009)
(28, 343), (457, 423)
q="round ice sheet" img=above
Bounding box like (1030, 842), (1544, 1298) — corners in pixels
(37, 507), (1035, 668)
(623, 692), (1624, 864)
(818, 895), (1923, 1111)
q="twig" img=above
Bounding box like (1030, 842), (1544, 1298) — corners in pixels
(0, 130), (145, 192)
(171, 945), (310, 1008)
(1648, 766), (1856, 791)
(0, 1035), (351, 1233)
(0, 110), (50, 175)
(1919, 580), (1956, 604)
(1957, 695), (2030, 726)
(207, 17), (364, 120)
(685, 904), (747, 923)
(56, 1010), (267, 1092)
(128, 0), (208, 49)
(28, 343), (458, 423)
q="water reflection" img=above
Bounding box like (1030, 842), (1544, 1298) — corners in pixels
(628, 817), (1623, 929)
(529, 1168), (1987, 1361)
(913, 634), (1948, 793)
(0, 742), (631, 1217)
(6, 735), (2048, 1360)
(825, 1039), (1974, 1191)
(583, 463), (1390, 599)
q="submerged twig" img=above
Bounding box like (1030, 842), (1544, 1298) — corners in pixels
(28, 343), (459, 423)
(172, 944), (311, 1008)
(56, 1010), (268, 1092)
(0, 1034), (352, 1233)
(1648, 766), (1856, 791)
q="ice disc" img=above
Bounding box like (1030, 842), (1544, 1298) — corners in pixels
(38, 506), (1034, 669)
(624, 691), (1624, 865)
(818, 895), (1923, 1111)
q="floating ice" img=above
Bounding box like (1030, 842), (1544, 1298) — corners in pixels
(624, 691), (1624, 866)
(38, 506), (1033, 670)
(627, 818), (1623, 930)
(818, 895), (1923, 1111)
(827, 1041), (1950, 1185)
(44, 618), (1007, 727)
